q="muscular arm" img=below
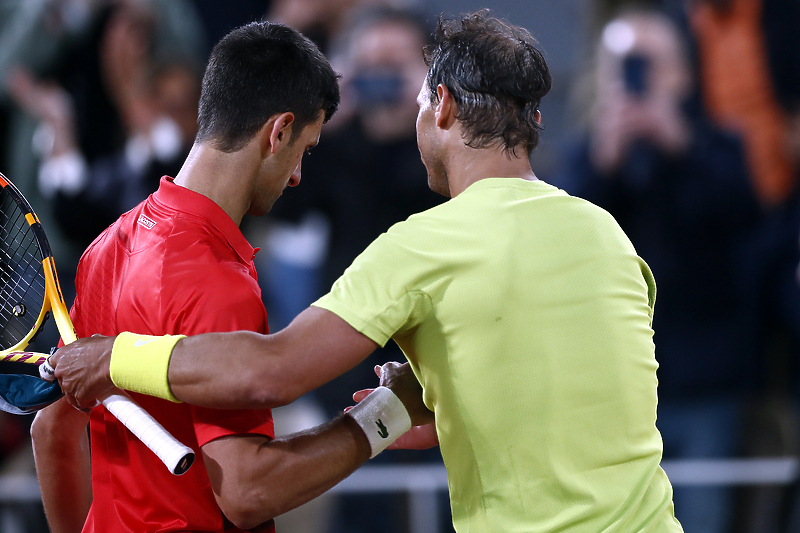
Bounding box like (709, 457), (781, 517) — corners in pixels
(200, 360), (433, 530)
(170, 307), (378, 408)
(48, 311), (434, 528)
(30, 399), (92, 533)
(52, 306), (379, 410)
(202, 416), (370, 530)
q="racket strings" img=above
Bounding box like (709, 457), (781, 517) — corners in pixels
(0, 189), (47, 351)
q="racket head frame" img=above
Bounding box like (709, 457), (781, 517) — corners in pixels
(0, 172), (76, 353)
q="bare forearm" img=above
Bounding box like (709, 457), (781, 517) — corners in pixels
(204, 416), (371, 529)
(31, 401), (92, 533)
(52, 307), (378, 411)
(169, 309), (378, 409)
(169, 331), (289, 408)
(255, 416), (370, 519)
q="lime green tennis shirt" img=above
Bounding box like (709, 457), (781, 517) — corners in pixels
(313, 178), (682, 532)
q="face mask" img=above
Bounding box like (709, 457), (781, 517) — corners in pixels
(351, 71), (405, 107)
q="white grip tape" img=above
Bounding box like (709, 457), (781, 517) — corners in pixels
(39, 358), (55, 381)
(346, 386), (412, 458)
(102, 393), (195, 475)
(38, 357), (193, 474)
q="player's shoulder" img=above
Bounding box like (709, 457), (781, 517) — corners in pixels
(161, 223), (258, 289)
(77, 207), (138, 266)
(79, 197), (164, 255)
(161, 253), (266, 333)
(383, 197), (453, 234)
(163, 221), (248, 274)
(155, 230), (264, 322)
(108, 201), (241, 265)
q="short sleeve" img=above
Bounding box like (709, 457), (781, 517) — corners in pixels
(192, 405), (274, 447)
(312, 226), (434, 346)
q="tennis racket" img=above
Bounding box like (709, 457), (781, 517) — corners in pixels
(0, 173), (194, 475)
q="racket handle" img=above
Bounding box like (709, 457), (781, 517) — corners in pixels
(101, 393), (195, 475)
(39, 359), (194, 474)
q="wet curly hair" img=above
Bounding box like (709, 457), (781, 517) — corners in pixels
(423, 10), (552, 157)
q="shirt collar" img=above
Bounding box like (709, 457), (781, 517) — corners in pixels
(153, 176), (259, 262)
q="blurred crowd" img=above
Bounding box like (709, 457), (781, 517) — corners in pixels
(556, 1), (800, 532)
(0, 0), (799, 532)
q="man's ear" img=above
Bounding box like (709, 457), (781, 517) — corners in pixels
(435, 84), (457, 129)
(262, 112), (295, 156)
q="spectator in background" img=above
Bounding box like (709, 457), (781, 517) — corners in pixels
(672, 1), (800, 527)
(682, 0), (799, 208)
(259, 6), (443, 401)
(1, 0), (204, 362)
(0, 411), (47, 532)
(682, 0), (800, 425)
(190, 0), (273, 57)
(7, 0), (202, 250)
(679, 0), (800, 379)
(267, 0), (357, 52)
(555, 9), (760, 533)
(596, 0), (800, 529)
(266, 0), (423, 54)
(0, 411), (29, 474)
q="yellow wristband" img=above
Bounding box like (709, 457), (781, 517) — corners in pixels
(110, 332), (186, 403)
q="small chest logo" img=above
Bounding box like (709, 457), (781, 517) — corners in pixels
(137, 214), (156, 229)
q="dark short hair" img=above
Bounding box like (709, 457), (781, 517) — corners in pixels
(196, 22), (340, 152)
(423, 10), (551, 156)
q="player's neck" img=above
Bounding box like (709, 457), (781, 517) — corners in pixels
(446, 146), (537, 197)
(174, 142), (258, 226)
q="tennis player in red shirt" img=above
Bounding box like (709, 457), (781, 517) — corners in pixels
(30, 22), (372, 533)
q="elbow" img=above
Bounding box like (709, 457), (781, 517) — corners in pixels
(30, 412), (49, 449)
(217, 487), (283, 530)
(31, 403), (63, 441)
(30, 401), (87, 447)
(229, 332), (303, 409)
(220, 504), (270, 531)
(244, 379), (300, 409)
(244, 358), (304, 409)
(210, 446), (286, 529)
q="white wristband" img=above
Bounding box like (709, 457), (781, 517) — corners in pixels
(346, 386), (412, 458)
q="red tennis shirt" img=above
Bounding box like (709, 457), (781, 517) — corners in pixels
(71, 177), (275, 532)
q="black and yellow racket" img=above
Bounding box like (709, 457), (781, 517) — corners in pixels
(0, 173), (194, 475)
